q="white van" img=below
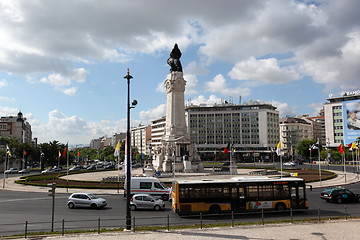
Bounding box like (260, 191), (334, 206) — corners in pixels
(124, 176), (171, 201)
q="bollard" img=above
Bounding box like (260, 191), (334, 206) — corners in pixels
(231, 211), (234, 228)
(318, 207), (321, 222)
(200, 213), (203, 229)
(167, 215), (170, 231)
(261, 209), (264, 225)
(133, 216), (136, 232)
(290, 208), (293, 223)
(24, 221), (28, 239)
(62, 219), (65, 236)
(98, 217), (101, 234)
(345, 207), (348, 220)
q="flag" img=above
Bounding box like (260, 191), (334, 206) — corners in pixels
(114, 140), (121, 157)
(311, 139), (319, 150)
(62, 143), (68, 157)
(349, 141), (358, 151)
(223, 143), (230, 153)
(276, 141), (281, 156)
(6, 144), (11, 157)
(338, 143), (345, 154)
(77, 151), (81, 156)
(24, 150), (28, 155)
(311, 144), (319, 150)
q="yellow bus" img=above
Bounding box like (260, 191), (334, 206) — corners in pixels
(171, 176), (308, 215)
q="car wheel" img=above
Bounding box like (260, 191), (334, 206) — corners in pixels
(90, 203), (98, 209)
(68, 202), (75, 209)
(209, 205), (221, 214)
(161, 194), (169, 201)
(275, 203), (286, 211)
(154, 205), (161, 211)
(130, 205), (136, 211)
(337, 198), (342, 204)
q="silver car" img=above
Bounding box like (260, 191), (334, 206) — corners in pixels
(130, 194), (165, 211)
(67, 193), (107, 209)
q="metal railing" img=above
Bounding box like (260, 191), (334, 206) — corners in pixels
(1, 206), (359, 239)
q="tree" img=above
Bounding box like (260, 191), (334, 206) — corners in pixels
(296, 139), (318, 161)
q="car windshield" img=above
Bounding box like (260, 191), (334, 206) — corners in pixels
(87, 194), (99, 199)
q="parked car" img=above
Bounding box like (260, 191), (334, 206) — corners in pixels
(86, 164), (97, 170)
(18, 168), (30, 174)
(221, 162), (230, 171)
(283, 161), (296, 166)
(67, 193), (107, 209)
(104, 164), (115, 170)
(68, 166), (82, 172)
(41, 168), (55, 174)
(130, 194), (165, 211)
(4, 168), (19, 174)
(320, 187), (360, 203)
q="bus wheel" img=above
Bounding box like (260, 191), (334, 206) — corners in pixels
(275, 203), (286, 211)
(209, 205), (221, 214)
(161, 194), (169, 201)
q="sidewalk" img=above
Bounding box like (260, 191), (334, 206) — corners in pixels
(39, 219), (360, 240)
(1, 167), (360, 194)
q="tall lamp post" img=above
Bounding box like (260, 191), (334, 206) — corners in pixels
(124, 69), (137, 231)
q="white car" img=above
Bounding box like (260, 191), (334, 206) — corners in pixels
(283, 161), (296, 166)
(18, 168), (30, 174)
(67, 193), (107, 209)
(130, 194), (165, 211)
(4, 168), (19, 174)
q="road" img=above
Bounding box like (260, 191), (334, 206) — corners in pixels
(1, 181), (360, 236)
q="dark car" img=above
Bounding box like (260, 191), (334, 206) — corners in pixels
(320, 187), (360, 203)
(221, 162), (230, 171)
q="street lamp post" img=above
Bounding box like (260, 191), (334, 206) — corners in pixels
(124, 69), (137, 231)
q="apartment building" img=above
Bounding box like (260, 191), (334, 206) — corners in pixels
(279, 117), (313, 157)
(185, 101), (279, 161)
(324, 91), (360, 147)
(0, 111), (32, 144)
(131, 124), (151, 155)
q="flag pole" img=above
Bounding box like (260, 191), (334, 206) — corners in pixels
(2, 154), (8, 189)
(318, 139), (321, 185)
(66, 144), (69, 193)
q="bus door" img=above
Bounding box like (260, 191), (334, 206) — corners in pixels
(290, 186), (306, 209)
(231, 186), (246, 212)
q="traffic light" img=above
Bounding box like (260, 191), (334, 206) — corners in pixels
(47, 183), (56, 197)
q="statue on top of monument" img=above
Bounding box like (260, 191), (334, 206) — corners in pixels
(167, 43), (183, 72)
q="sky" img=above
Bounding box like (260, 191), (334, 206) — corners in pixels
(1, 0), (360, 146)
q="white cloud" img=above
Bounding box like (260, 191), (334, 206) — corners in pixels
(0, 79), (8, 87)
(306, 102), (324, 116)
(139, 104), (166, 124)
(184, 74), (199, 95)
(31, 110), (131, 144)
(188, 95), (223, 106)
(205, 74), (251, 97)
(300, 31), (360, 91)
(37, 67), (87, 94)
(62, 87), (77, 96)
(267, 100), (297, 117)
(0, 106), (19, 116)
(229, 57), (300, 85)
(0, 96), (15, 102)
